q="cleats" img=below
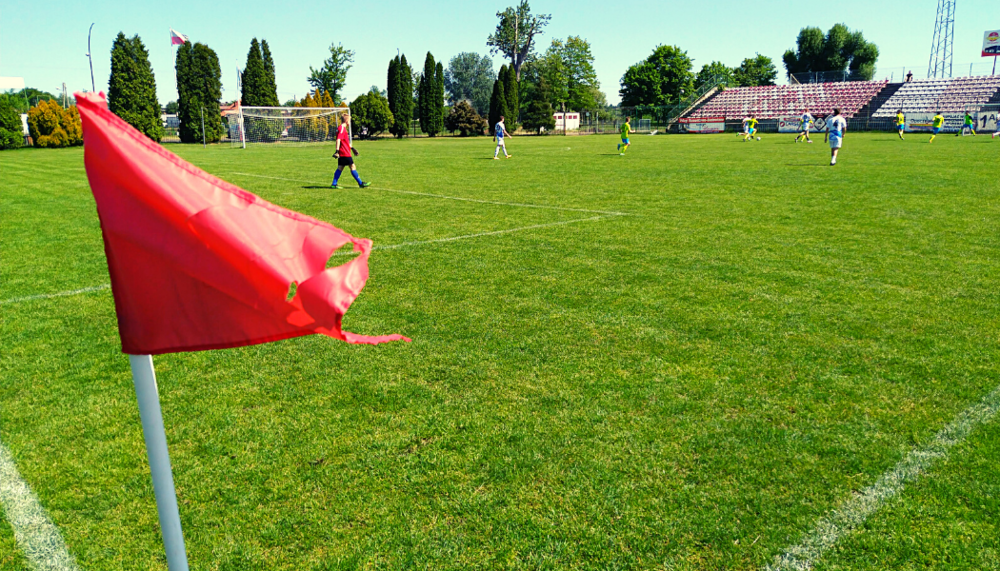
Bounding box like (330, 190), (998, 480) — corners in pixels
(360, 182), (371, 188)
(505, 155), (512, 158)
(330, 183), (339, 189)
(493, 156), (500, 160)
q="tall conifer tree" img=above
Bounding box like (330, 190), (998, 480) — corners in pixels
(489, 68), (510, 134)
(502, 65), (519, 130)
(108, 32), (163, 141)
(260, 39), (280, 106)
(241, 39), (270, 106)
(434, 61), (445, 135)
(175, 41), (223, 143)
(389, 55), (413, 137)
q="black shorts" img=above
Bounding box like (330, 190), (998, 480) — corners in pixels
(337, 156), (354, 168)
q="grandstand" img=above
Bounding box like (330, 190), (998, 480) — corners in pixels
(871, 75), (1000, 117)
(685, 81), (888, 120)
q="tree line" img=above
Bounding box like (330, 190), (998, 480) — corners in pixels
(2, 3), (883, 149)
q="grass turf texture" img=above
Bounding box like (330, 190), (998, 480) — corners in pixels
(1, 132), (999, 570)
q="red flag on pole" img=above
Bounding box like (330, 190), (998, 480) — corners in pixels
(170, 29), (189, 46)
(76, 92), (409, 355)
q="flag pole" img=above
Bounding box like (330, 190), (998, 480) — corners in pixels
(129, 354), (190, 571)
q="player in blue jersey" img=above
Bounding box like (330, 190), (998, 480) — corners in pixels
(493, 116), (512, 159)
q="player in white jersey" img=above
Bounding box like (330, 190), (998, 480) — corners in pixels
(493, 116), (512, 159)
(827, 108), (847, 166)
(794, 110), (814, 143)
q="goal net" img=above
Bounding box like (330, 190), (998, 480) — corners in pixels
(227, 106), (351, 148)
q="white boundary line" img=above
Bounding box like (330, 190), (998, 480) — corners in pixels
(2, 216), (617, 307)
(0, 441), (80, 570)
(228, 172), (631, 216)
(765, 383), (1000, 571)
(0, 285), (110, 306)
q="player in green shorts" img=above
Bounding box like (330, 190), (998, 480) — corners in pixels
(618, 117), (631, 155)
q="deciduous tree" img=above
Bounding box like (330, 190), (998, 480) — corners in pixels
(734, 54), (778, 87)
(696, 61), (734, 87)
(619, 45), (694, 107)
(444, 53), (495, 116)
(350, 88), (394, 138)
(309, 43), (354, 102)
(783, 24), (879, 80)
(487, 1), (551, 80)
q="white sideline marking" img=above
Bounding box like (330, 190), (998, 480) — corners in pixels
(0, 285), (110, 306)
(765, 384), (1000, 571)
(0, 441), (80, 570)
(228, 172), (631, 216)
(334, 215), (611, 255)
(1, 216), (618, 306)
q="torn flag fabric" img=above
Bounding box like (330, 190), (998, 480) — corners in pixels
(76, 92), (409, 355)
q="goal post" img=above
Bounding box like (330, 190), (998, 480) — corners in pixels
(227, 106), (351, 148)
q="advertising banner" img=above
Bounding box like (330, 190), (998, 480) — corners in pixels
(680, 116), (725, 133)
(777, 116), (827, 133)
(906, 113), (965, 133)
(983, 30), (1000, 57)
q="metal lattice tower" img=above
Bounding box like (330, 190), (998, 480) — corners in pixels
(927, 0), (957, 78)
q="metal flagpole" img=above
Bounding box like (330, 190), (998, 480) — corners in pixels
(129, 354), (190, 571)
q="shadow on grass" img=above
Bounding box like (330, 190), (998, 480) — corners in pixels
(302, 185), (332, 189)
(784, 164), (829, 168)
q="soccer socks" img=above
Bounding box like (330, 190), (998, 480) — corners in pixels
(929, 135), (936, 143)
(332, 168), (343, 186)
(352, 170), (364, 187)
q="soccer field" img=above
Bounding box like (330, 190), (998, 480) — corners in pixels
(2, 132), (999, 570)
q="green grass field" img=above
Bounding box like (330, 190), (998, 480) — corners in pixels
(2, 132), (999, 570)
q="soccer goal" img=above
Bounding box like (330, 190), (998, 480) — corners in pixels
(227, 106), (351, 148)
(631, 118), (652, 133)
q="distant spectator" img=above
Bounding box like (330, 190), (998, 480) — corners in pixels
(905, 70), (914, 82)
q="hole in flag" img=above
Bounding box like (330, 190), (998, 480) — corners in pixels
(286, 281), (298, 302)
(327, 242), (360, 267)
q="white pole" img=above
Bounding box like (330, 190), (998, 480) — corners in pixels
(129, 354), (190, 571)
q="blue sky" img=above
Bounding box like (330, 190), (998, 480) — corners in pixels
(0, 0), (996, 106)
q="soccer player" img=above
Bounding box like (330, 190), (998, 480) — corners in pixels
(330, 113), (370, 189)
(895, 109), (906, 140)
(827, 108), (847, 166)
(618, 116), (632, 155)
(493, 116), (512, 159)
(929, 111), (944, 143)
(742, 115), (759, 142)
(957, 112), (976, 136)
(795, 110), (814, 143)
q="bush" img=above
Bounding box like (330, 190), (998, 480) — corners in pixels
(27, 100), (82, 148)
(350, 89), (393, 138)
(0, 97), (23, 150)
(445, 100), (487, 136)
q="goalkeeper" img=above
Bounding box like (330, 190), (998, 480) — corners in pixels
(331, 113), (371, 189)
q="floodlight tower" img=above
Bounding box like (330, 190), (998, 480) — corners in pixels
(927, 0), (957, 78)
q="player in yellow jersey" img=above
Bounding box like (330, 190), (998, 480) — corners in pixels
(895, 110), (905, 140)
(742, 115), (759, 141)
(618, 117), (631, 155)
(929, 112), (944, 143)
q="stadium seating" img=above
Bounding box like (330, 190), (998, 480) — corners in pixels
(871, 76), (1000, 117)
(685, 81), (888, 120)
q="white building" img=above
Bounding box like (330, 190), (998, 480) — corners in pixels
(552, 112), (580, 131)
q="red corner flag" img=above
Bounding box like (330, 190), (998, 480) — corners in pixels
(76, 92), (409, 354)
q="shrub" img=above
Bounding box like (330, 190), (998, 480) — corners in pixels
(0, 97), (23, 150)
(27, 100), (82, 148)
(445, 100), (487, 136)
